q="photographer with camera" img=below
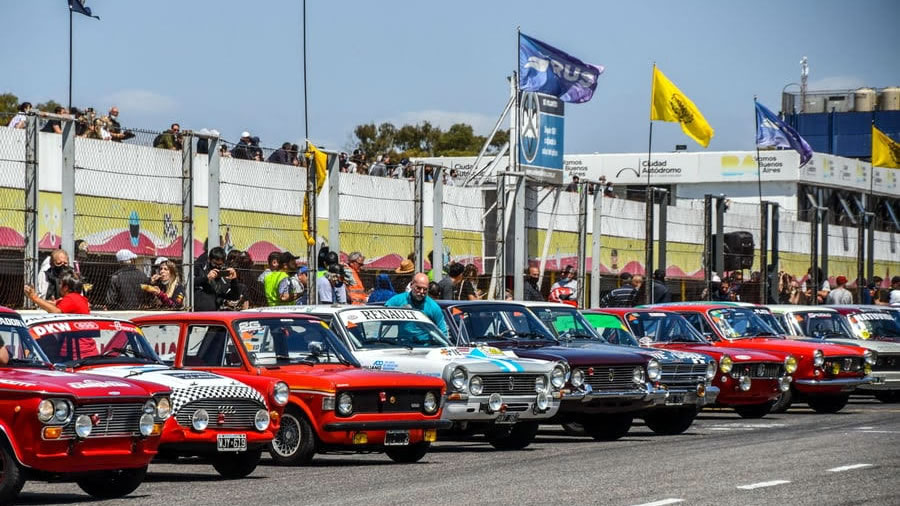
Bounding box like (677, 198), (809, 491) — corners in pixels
(317, 264), (347, 304)
(193, 246), (238, 311)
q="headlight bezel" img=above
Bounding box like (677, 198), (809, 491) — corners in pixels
(632, 366), (645, 385)
(550, 366), (566, 389)
(272, 381), (290, 406)
(38, 398), (74, 424)
(720, 355), (733, 374)
(337, 392), (354, 416)
(139, 413), (155, 436)
(156, 396), (172, 419)
(705, 361), (717, 380)
(423, 391), (438, 414)
(535, 391), (550, 411)
(571, 368), (585, 388)
(254, 409), (270, 431)
(813, 349), (825, 368)
(784, 355), (798, 374)
(646, 359), (661, 382)
(38, 399), (55, 423)
(450, 366), (467, 391)
(739, 376), (752, 392)
(469, 375), (484, 396)
(142, 399), (157, 415)
(74, 414), (93, 439)
(191, 408), (209, 431)
(535, 375), (548, 393)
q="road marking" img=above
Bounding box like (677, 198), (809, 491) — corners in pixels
(857, 426), (874, 430)
(859, 430), (900, 434)
(827, 463), (873, 473)
(737, 480), (791, 490)
(632, 499), (684, 506)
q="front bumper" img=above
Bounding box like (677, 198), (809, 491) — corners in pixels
(559, 384), (668, 414)
(25, 436), (159, 473)
(323, 420), (452, 431)
(656, 385), (720, 408)
(795, 375), (872, 393)
(441, 394), (561, 422)
(856, 371), (900, 392)
(158, 418), (275, 455)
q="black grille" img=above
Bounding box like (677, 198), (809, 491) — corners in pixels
(824, 356), (863, 373)
(660, 363), (707, 386)
(582, 366), (639, 391)
(61, 403), (144, 438)
(175, 398), (265, 430)
(479, 374), (541, 396)
(875, 355), (900, 371)
(345, 389), (437, 414)
(731, 362), (784, 379)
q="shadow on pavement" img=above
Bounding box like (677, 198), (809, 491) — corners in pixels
(15, 493), (148, 505)
(145, 472), (264, 483)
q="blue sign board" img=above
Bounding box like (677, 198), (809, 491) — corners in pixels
(518, 92), (564, 173)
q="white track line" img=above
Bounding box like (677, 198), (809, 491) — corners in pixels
(737, 480), (791, 490)
(827, 463), (873, 472)
(632, 499), (684, 506)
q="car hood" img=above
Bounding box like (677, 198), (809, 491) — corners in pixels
(722, 337), (865, 357)
(791, 337), (900, 354)
(0, 368), (153, 398)
(479, 340), (647, 366)
(667, 343), (789, 362)
(353, 346), (554, 379)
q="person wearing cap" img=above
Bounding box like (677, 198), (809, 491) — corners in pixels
(106, 249), (150, 310)
(346, 252), (367, 305)
(278, 264), (309, 305)
(393, 259), (415, 293)
(265, 251), (298, 306)
(824, 275), (853, 305)
(231, 131), (252, 160)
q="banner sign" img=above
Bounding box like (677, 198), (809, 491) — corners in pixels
(518, 91), (564, 174)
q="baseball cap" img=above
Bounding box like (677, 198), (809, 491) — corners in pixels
(836, 275), (847, 285)
(154, 256), (169, 266)
(116, 249), (137, 262)
(241, 131), (251, 138)
(298, 265), (309, 274)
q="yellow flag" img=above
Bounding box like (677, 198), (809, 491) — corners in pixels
(872, 125), (900, 168)
(301, 143), (329, 246)
(650, 66), (714, 148)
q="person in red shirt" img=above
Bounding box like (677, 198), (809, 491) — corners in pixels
(25, 268), (90, 314)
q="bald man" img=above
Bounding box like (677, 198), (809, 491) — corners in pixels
(384, 272), (447, 335)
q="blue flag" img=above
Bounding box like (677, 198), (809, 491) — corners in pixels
(755, 101), (812, 166)
(519, 33), (603, 104)
(69, 0), (100, 19)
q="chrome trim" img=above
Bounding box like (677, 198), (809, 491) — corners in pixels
(795, 376), (872, 387)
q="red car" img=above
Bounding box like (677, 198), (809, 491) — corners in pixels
(647, 303), (874, 413)
(0, 308), (170, 502)
(132, 312), (450, 464)
(23, 313), (287, 479)
(585, 308), (794, 418)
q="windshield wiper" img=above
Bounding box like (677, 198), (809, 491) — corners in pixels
(72, 347), (155, 367)
(6, 358), (45, 367)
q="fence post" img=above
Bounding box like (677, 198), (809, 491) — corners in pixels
(328, 151), (340, 258)
(809, 197), (819, 305)
(703, 194), (712, 298)
(714, 196), (725, 280)
(576, 186), (588, 308)
(657, 188), (668, 282)
(207, 136), (220, 251)
(413, 164), (425, 274)
(24, 115), (40, 308)
(590, 185), (603, 308)
(770, 203), (780, 303)
(865, 199), (874, 287)
(306, 150), (319, 305)
(432, 166), (444, 283)
(61, 118), (75, 257)
(857, 202), (866, 302)
(759, 201), (769, 303)
(512, 175), (525, 301)
(644, 187), (654, 304)
(489, 174), (506, 300)
(819, 189), (829, 283)
(181, 134), (195, 309)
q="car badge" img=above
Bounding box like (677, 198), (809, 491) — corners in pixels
(587, 367), (594, 376)
(389, 396), (396, 404)
(90, 413), (102, 426)
(843, 358), (852, 371)
(608, 369), (615, 382)
(379, 391), (387, 403)
(218, 412), (226, 425)
(508, 377), (515, 391)
(108, 391), (120, 396)
(757, 364), (766, 377)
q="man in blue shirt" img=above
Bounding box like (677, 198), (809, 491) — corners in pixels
(385, 272), (447, 335)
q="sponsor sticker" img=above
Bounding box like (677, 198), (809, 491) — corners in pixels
(346, 309), (425, 322)
(238, 321), (262, 333)
(0, 317), (25, 327)
(0, 378), (36, 387)
(69, 379), (132, 389)
(735, 355), (752, 360)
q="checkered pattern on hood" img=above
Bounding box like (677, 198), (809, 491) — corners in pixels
(169, 384), (266, 414)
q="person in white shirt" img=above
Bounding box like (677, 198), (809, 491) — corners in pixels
(7, 102), (31, 129)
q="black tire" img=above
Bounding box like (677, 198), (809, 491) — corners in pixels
(211, 449), (262, 479)
(583, 415), (633, 441)
(269, 408), (317, 466)
(0, 441), (26, 504)
(734, 401), (774, 419)
(807, 394), (850, 414)
(385, 442), (430, 463)
(770, 388), (793, 413)
(873, 391), (900, 403)
(561, 422), (586, 436)
(643, 408), (697, 435)
(485, 422), (539, 450)
(76, 466), (147, 499)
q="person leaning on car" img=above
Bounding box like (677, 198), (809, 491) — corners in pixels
(193, 247), (239, 311)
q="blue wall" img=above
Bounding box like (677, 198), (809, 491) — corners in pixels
(784, 111), (900, 159)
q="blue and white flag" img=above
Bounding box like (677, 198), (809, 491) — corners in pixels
(69, 0), (100, 19)
(519, 33), (604, 104)
(755, 101), (812, 166)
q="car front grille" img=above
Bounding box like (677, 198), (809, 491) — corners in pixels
(660, 363), (708, 386)
(824, 356), (864, 374)
(62, 403), (144, 438)
(346, 389), (439, 414)
(478, 374), (542, 396)
(582, 366), (640, 391)
(175, 398), (265, 430)
(875, 355), (900, 371)
(731, 362), (784, 379)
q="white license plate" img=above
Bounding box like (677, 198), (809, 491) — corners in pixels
(217, 434), (247, 452)
(385, 430), (410, 446)
(495, 413), (519, 425)
(666, 394), (685, 406)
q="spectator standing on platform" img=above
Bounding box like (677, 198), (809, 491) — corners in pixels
(231, 131), (252, 159)
(25, 268), (89, 314)
(267, 142), (293, 164)
(369, 155), (387, 177)
(367, 273), (396, 304)
(7, 102), (31, 129)
(37, 249), (71, 301)
(549, 265), (578, 305)
(152, 123), (181, 150)
(318, 264), (347, 304)
(250, 136), (263, 161)
(106, 249), (150, 310)
(143, 259), (185, 309)
(524, 266), (543, 301)
(826, 276), (853, 305)
(346, 252), (368, 305)
(40, 106), (67, 134)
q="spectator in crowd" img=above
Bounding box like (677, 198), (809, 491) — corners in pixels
(250, 136), (263, 161)
(384, 272), (447, 335)
(195, 128), (218, 154)
(565, 175), (580, 193)
(826, 275), (853, 305)
(25, 268), (89, 314)
(524, 266), (543, 301)
(37, 249), (71, 300)
(393, 259), (415, 293)
(652, 269), (671, 304)
(428, 281), (442, 299)
(219, 143), (231, 158)
(804, 267), (830, 303)
(870, 276), (888, 305)
(436, 262), (456, 300)
(258, 251), (281, 289)
(889, 276), (900, 305)
(463, 264), (481, 299)
(194, 246), (236, 311)
(369, 155), (387, 177)
(367, 273), (396, 303)
(788, 278), (808, 304)
(278, 265), (308, 305)
(101, 106), (132, 142)
(632, 275), (648, 304)
(728, 271), (743, 301)
(265, 251), (298, 306)
(267, 142), (293, 164)
(106, 249), (150, 310)
(143, 259), (185, 309)
(449, 263), (477, 301)
(231, 131), (253, 159)
(346, 252), (368, 305)
(318, 264), (347, 304)
(291, 143), (303, 166)
(220, 249), (254, 310)
(7, 102), (31, 129)
(549, 265), (578, 305)
(600, 272), (636, 307)
(40, 106), (67, 134)
(777, 271), (794, 304)
(153, 123), (181, 150)
(711, 280), (734, 302)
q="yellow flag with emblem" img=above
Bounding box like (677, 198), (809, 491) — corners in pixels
(872, 125), (900, 169)
(301, 142), (329, 246)
(650, 66), (714, 148)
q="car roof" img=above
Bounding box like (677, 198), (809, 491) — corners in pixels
(436, 300), (528, 308)
(133, 311), (320, 323)
(516, 301), (578, 309)
(585, 307), (671, 315)
(243, 305), (350, 316)
(643, 303), (732, 311)
(0, 306), (19, 315)
(768, 305), (838, 313)
(22, 313), (131, 325)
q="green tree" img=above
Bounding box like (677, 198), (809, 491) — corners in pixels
(0, 92), (19, 124)
(36, 100), (63, 113)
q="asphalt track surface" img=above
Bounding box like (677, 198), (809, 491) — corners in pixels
(17, 397), (900, 505)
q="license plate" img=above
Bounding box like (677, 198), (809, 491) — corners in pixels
(666, 394), (685, 406)
(495, 413), (519, 425)
(216, 434), (247, 452)
(385, 430), (409, 446)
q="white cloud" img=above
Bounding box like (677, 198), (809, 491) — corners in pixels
(807, 76), (866, 91)
(100, 89), (177, 114)
(389, 109), (498, 135)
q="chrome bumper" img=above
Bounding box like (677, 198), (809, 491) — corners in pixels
(659, 385), (720, 407)
(564, 384), (668, 406)
(441, 394), (560, 422)
(795, 375), (872, 391)
(856, 371), (900, 391)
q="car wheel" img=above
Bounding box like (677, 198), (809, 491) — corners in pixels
(561, 422), (586, 436)
(385, 442), (430, 463)
(807, 394), (850, 414)
(582, 415), (633, 441)
(269, 408), (317, 466)
(211, 449), (262, 479)
(770, 388), (793, 413)
(76, 466), (147, 499)
(643, 408), (697, 435)
(733, 401), (774, 419)
(485, 422), (539, 450)
(0, 441), (26, 504)
(873, 391), (900, 403)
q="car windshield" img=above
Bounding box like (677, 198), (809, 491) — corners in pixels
(580, 313), (641, 346)
(531, 307), (603, 342)
(623, 312), (707, 344)
(28, 319), (162, 366)
(707, 308), (780, 339)
(234, 318), (358, 366)
(844, 311), (900, 340)
(791, 312), (854, 339)
(341, 319), (450, 350)
(451, 306), (556, 345)
(754, 309), (788, 335)
(0, 318), (51, 367)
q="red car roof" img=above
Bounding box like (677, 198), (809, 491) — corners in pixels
(132, 311), (321, 323)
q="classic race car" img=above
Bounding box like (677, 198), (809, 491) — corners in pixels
(438, 301), (666, 441)
(829, 306), (900, 343)
(585, 308), (794, 418)
(0, 308), (170, 502)
(522, 302), (718, 434)
(769, 305), (900, 403)
(22, 313), (286, 479)
(647, 303), (874, 413)
(133, 311), (450, 464)
(248, 305), (564, 450)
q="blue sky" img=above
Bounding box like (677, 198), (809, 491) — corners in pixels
(3, 0), (899, 153)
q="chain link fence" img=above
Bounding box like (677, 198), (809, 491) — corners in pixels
(0, 125), (26, 308)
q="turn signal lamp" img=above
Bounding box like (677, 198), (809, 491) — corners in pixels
(352, 433), (368, 445)
(424, 429), (437, 442)
(43, 426), (62, 439)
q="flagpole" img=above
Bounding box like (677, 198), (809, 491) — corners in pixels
(302, 0), (309, 143)
(68, 6), (73, 109)
(644, 63), (655, 304)
(754, 97), (763, 206)
(754, 96), (766, 302)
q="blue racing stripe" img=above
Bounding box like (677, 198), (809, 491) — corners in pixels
(467, 348), (525, 372)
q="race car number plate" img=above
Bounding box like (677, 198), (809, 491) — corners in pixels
(666, 394), (685, 406)
(217, 434), (247, 452)
(495, 413), (519, 425)
(385, 430), (410, 446)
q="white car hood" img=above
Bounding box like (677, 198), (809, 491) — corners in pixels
(354, 346), (555, 379)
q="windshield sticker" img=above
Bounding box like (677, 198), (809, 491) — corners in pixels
(69, 379), (132, 389)
(648, 312), (668, 317)
(638, 337), (653, 347)
(31, 320), (136, 336)
(806, 313), (831, 318)
(753, 309), (771, 315)
(238, 321), (262, 333)
(349, 309), (424, 322)
(0, 378), (36, 387)
(627, 314), (639, 321)
(0, 317), (25, 327)
(73, 321), (100, 331)
(162, 371), (221, 380)
(855, 313), (893, 321)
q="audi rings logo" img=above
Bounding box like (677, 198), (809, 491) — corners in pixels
(519, 92), (540, 164)
(217, 405), (236, 415)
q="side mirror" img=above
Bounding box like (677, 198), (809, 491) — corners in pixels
(308, 341), (324, 356)
(53, 363), (67, 372)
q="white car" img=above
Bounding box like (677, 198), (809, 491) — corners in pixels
(246, 305), (565, 450)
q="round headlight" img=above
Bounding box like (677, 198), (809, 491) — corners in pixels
(38, 400), (55, 423)
(139, 413), (155, 436)
(536, 391), (550, 411)
(469, 376), (484, 396)
(450, 367), (467, 391)
(75, 415), (93, 438)
(571, 368), (585, 388)
(273, 381), (290, 406)
(424, 392), (438, 414)
(779, 376), (792, 392)
(550, 366), (566, 389)
(720, 355), (733, 374)
(632, 366), (645, 384)
(337, 392), (353, 416)
(535, 375), (548, 393)
(254, 409), (270, 431)
(739, 376), (752, 392)
(784, 355), (798, 374)
(646, 359), (661, 382)
(191, 409), (209, 431)
(488, 393), (503, 412)
(863, 350), (876, 366)
(143, 399), (157, 415)
(54, 399), (72, 423)
(813, 349), (825, 368)
(705, 361), (717, 380)
(156, 397), (172, 419)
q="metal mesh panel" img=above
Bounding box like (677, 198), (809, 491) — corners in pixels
(0, 125), (26, 307)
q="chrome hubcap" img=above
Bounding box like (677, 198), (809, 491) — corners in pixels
(272, 414), (302, 457)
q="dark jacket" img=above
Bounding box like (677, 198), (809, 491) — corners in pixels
(600, 286), (637, 307)
(106, 264), (150, 310)
(267, 149), (291, 165)
(231, 141), (251, 160)
(652, 280), (671, 304)
(193, 261), (238, 311)
(524, 278), (543, 301)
